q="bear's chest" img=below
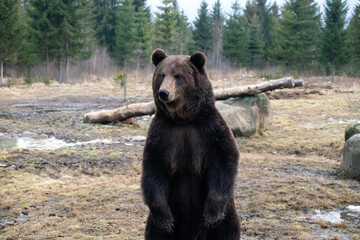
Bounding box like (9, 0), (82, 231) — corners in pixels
(163, 125), (206, 173)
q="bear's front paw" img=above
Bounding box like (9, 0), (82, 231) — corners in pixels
(155, 218), (175, 234)
(203, 212), (225, 228)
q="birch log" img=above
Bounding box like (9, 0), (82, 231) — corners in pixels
(83, 77), (304, 124)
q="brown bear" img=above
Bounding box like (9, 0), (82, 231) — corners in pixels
(141, 49), (240, 240)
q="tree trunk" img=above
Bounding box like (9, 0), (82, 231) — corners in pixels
(83, 77), (304, 124)
(214, 77), (303, 100)
(123, 72), (127, 102)
(58, 60), (63, 83)
(332, 62), (335, 81)
(93, 48), (97, 74)
(46, 44), (49, 76)
(0, 60), (3, 86)
(84, 101), (155, 124)
(66, 39), (69, 82)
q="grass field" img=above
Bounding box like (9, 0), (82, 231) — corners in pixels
(0, 74), (360, 239)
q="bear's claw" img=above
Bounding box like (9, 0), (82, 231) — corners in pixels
(203, 214), (225, 228)
(157, 220), (175, 234)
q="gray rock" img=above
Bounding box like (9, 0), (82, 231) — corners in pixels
(216, 93), (273, 137)
(340, 134), (360, 179)
(345, 122), (360, 141)
(33, 134), (49, 139)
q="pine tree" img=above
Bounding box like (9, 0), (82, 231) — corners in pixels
(348, 3), (360, 73)
(270, 1), (279, 18)
(193, 0), (213, 55)
(171, 0), (191, 54)
(114, 0), (135, 66)
(153, 0), (179, 54)
(132, 4), (152, 68)
(16, 1), (36, 69)
(27, 0), (56, 74)
(177, 10), (192, 55)
(322, 0), (348, 77)
(222, 0), (249, 67)
(92, 0), (119, 55)
(257, 0), (272, 60)
(269, 0), (321, 71)
(248, 23), (262, 67)
(133, 0), (146, 11)
(211, 0), (224, 67)
(244, 0), (264, 67)
(0, 0), (21, 85)
(51, 0), (93, 82)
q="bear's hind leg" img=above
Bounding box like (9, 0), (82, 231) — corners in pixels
(205, 200), (240, 240)
(145, 215), (174, 240)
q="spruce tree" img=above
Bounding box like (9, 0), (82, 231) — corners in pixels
(171, 0), (191, 55)
(132, 4), (152, 68)
(16, 1), (36, 69)
(269, 0), (321, 71)
(270, 1), (279, 18)
(0, 0), (21, 85)
(27, 0), (55, 75)
(322, 0), (348, 77)
(153, 0), (179, 54)
(193, 0), (213, 55)
(115, 0), (135, 66)
(248, 23), (262, 67)
(348, 3), (360, 73)
(133, 0), (146, 11)
(257, 0), (271, 59)
(244, 0), (264, 67)
(51, 0), (93, 82)
(92, 0), (119, 55)
(211, 0), (224, 67)
(222, 0), (249, 67)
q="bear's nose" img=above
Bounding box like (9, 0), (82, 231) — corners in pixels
(158, 89), (169, 101)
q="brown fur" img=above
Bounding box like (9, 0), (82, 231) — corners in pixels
(142, 49), (240, 240)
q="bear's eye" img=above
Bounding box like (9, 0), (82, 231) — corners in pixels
(174, 75), (182, 82)
(160, 73), (165, 79)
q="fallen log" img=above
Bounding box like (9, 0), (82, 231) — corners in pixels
(83, 77), (304, 124)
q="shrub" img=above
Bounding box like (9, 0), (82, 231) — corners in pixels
(24, 76), (34, 86)
(114, 71), (126, 87)
(42, 76), (51, 86)
(6, 79), (12, 88)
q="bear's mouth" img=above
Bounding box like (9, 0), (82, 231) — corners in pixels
(162, 98), (179, 108)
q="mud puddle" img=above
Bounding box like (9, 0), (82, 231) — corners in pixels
(310, 205), (360, 226)
(0, 134), (114, 151)
(301, 118), (358, 128)
(0, 131), (147, 151)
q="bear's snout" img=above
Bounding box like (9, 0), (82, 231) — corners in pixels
(158, 89), (170, 102)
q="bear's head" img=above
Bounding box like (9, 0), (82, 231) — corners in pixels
(151, 49), (215, 123)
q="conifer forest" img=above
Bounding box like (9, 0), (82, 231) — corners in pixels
(0, 0), (359, 83)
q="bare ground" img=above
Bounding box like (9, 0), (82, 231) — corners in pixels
(0, 75), (360, 239)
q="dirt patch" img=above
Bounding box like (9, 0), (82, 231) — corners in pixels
(1, 76), (360, 239)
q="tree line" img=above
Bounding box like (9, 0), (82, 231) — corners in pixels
(0, 0), (359, 84)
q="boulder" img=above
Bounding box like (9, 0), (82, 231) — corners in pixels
(345, 122), (360, 141)
(340, 134), (360, 179)
(216, 93), (273, 137)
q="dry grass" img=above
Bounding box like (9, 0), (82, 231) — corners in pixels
(0, 75), (360, 239)
(0, 168), (145, 239)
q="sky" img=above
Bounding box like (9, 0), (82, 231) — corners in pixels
(147, 0), (358, 23)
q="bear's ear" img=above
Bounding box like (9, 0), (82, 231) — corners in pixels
(190, 52), (207, 71)
(151, 48), (167, 67)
